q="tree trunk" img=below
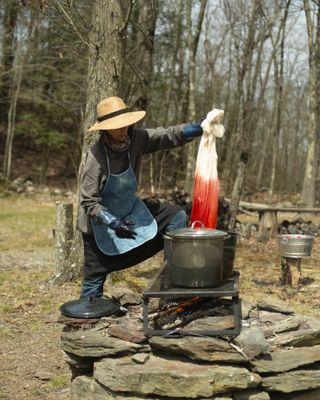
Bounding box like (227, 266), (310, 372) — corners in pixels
(53, 0), (129, 284)
(126, 0), (158, 112)
(2, 11), (35, 180)
(224, 0), (260, 220)
(281, 257), (301, 287)
(184, 0), (207, 195)
(268, 1), (290, 202)
(0, 0), (19, 147)
(228, 152), (248, 231)
(301, 0), (319, 207)
(163, 0), (184, 125)
(316, 3), (320, 204)
(2, 50), (23, 180)
(52, 202), (80, 285)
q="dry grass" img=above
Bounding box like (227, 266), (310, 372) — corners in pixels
(0, 196), (55, 251)
(235, 237), (320, 317)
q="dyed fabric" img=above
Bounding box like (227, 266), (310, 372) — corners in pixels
(190, 109), (225, 228)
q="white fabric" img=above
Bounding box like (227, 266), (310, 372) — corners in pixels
(197, 109), (224, 181)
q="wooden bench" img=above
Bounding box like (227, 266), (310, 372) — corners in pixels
(234, 200), (320, 241)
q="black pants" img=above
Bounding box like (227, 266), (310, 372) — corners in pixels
(82, 200), (184, 281)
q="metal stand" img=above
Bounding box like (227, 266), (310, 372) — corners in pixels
(143, 264), (241, 337)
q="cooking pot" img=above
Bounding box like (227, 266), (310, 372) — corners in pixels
(164, 221), (227, 288)
(223, 231), (238, 279)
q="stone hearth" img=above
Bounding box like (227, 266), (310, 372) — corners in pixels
(60, 290), (320, 400)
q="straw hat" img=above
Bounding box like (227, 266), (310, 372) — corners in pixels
(87, 97), (146, 131)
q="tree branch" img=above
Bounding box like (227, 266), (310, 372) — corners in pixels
(55, 1), (92, 47)
(119, 0), (135, 35)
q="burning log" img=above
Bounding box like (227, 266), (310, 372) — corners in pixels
(152, 297), (233, 330)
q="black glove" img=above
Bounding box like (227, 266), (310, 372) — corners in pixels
(110, 218), (137, 239)
(96, 209), (137, 239)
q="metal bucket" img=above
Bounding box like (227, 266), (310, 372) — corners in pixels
(223, 232), (237, 279)
(277, 234), (315, 258)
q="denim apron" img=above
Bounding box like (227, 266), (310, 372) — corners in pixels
(91, 150), (157, 256)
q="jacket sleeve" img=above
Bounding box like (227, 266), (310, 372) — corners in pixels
(135, 124), (188, 154)
(79, 150), (105, 218)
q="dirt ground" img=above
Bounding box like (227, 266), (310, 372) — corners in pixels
(1, 236), (320, 399)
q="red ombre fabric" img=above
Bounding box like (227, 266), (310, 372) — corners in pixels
(190, 109), (225, 229)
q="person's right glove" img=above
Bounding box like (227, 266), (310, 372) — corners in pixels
(95, 209), (137, 239)
(182, 123), (203, 141)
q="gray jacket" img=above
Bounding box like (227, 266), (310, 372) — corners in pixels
(77, 124), (187, 233)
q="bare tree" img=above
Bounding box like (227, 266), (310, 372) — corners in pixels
(301, 0), (320, 206)
(125, 0), (158, 111)
(184, 0), (207, 194)
(0, 0), (19, 146)
(52, 0), (132, 284)
(268, 0), (291, 202)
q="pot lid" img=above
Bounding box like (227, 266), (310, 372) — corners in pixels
(59, 296), (121, 319)
(165, 226), (228, 240)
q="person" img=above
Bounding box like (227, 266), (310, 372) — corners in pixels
(77, 96), (206, 298)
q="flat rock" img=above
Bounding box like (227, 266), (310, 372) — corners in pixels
(235, 326), (270, 359)
(233, 389), (270, 399)
(257, 301), (294, 315)
(259, 311), (289, 324)
(107, 286), (142, 306)
(273, 389), (320, 399)
(186, 315), (235, 331)
(61, 329), (149, 358)
(149, 336), (246, 363)
(251, 345), (320, 373)
(261, 369), (320, 393)
(94, 354), (261, 398)
(70, 375), (158, 400)
(107, 317), (146, 343)
(296, 314), (320, 330)
(241, 301), (256, 319)
(131, 352), (150, 364)
(267, 328), (320, 347)
(34, 370), (53, 380)
(260, 316), (301, 336)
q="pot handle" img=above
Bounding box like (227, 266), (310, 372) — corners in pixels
(191, 220), (205, 229)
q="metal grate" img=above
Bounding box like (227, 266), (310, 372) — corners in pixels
(143, 263), (242, 337)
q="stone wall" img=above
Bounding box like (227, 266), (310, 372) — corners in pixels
(60, 294), (320, 400)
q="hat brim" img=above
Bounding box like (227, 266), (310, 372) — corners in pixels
(87, 111), (146, 132)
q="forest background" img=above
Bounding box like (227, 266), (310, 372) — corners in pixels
(1, 2), (320, 399)
(1, 0), (320, 208)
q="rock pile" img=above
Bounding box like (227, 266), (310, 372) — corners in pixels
(60, 292), (320, 400)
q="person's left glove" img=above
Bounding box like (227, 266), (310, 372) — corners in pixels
(182, 123), (203, 141)
(95, 209), (137, 239)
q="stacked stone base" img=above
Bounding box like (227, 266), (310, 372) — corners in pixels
(60, 298), (320, 400)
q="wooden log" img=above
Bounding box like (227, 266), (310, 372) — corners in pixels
(257, 210), (278, 242)
(281, 257), (302, 287)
